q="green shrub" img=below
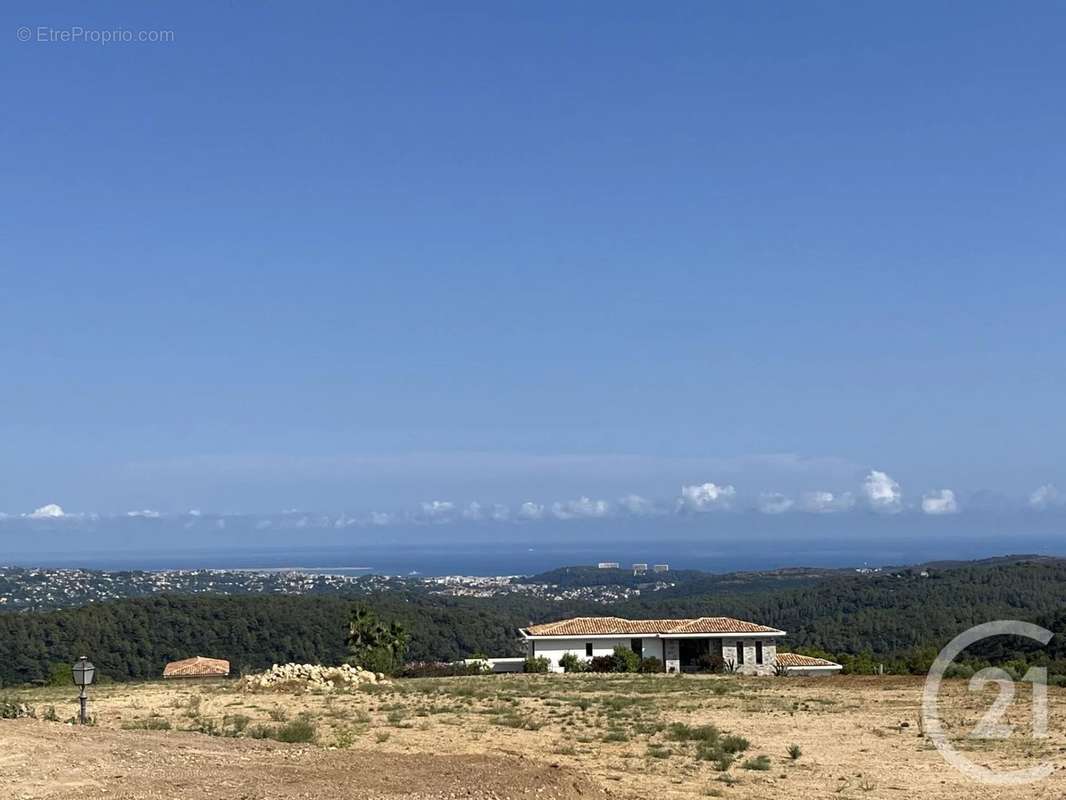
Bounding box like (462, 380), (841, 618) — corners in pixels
(638, 656), (664, 673)
(46, 662), (73, 687)
(559, 653), (587, 673)
(587, 655), (617, 672)
(612, 645), (641, 673)
(667, 722), (720, 742)
(358, 647), (401, 676)
(225, 713), (251, 733)
(696, 654), (726, 673)
(247, 724), (273, 739)
(274, 717), (316, 743)
(122, 716), (171, 730)
(787, 743), (802, 760)
(396, 661), (487, 678)
(742, 755), (771, 771)
(944, 663), (975, 679)
(523, 656), (551, 673)
(720, 734), (749, 753)
(712, 753), (735, 771)
(0, 698), (32, 719)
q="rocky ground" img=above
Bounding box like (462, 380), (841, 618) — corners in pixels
(4, 673), (1065, 799)
(0, 719), (610, 799)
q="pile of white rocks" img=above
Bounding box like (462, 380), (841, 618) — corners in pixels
(239, 662), (387, 690)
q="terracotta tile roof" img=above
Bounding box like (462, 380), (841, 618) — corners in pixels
(523, 616), (783, 637)
(775, 652), (842, 669)
(162, 656), (231, 678)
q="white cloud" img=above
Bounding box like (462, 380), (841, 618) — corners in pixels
(459, 501), (511, 521)
(1029, 484), (1063, 510)
(518, 501), (545, 520)
(551, 496), (611, 519)
(420, 500), (456, 522)
(618, 494), (657, 516)
(862, 470), (902, 512)
(799, 491), (854, 513)
(369, 511), (394, 526)
(677, 482), (736, 512)
(28, 503), (65, 519)
(921, 489), (959, 515)
(758, 493), (794, 514)
(126, 509), (161, 518)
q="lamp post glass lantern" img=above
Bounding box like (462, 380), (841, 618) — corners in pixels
(72, 656), (95, 724)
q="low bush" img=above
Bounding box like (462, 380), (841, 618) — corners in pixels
(122, 716), (171, 730)
(667, 722), (720, 742)
(719, 734), (749, 753)
(523, 656), (551, 674)
(247, 724), (273, 739)
(274, 716), (316, 743)
(0, 698), (33, 719)
(712, 753), (734, 771)
(638, 656), (663, 673)
(741, 755), (772, 771)
(225, 713), (251, 733)
(396, 661), (487, 678)
(696, 654), (726, 673)
(612, 645), (641, 673)
(587, 655), (617, 673)
(559, 652), (587, 673)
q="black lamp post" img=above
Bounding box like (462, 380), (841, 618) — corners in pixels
(72, 656), (96, 724)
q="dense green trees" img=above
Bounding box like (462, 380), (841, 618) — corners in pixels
(2, 558), (1066, 686)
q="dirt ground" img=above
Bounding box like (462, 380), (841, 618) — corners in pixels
(0, 718), (609, 800)
(4, 673), (1065, 799)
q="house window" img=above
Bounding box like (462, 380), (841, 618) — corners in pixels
(585, 642), (593, 658)
(755, 641), (764, 665)
(631, 638), (643, 658)
(736, 641), (745, 665)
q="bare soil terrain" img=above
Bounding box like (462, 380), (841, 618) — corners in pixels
(4, 673), (1064, 799)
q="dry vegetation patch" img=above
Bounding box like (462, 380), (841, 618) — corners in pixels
(5, 673), (1066, 799)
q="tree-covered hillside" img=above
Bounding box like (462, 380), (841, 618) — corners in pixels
(3, 557), (1066, 686)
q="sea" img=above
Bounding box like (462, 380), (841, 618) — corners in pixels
(17, 532), (1066, 576)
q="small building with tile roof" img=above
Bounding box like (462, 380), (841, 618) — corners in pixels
(162, 656), (231, 679)
(773, 652), (843, 675)
(520, 616), (833, 675)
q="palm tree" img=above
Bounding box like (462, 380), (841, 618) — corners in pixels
(346, 606), (408, 671)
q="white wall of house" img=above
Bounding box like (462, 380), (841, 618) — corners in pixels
(783, 665), (841, 677)
(527, 636), (664, 671)
(526, 636), (783, 673)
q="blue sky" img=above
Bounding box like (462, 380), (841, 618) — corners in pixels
(2, 2), (1066, 549)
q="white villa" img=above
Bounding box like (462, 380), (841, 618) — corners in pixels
(519, 616), (841, 675)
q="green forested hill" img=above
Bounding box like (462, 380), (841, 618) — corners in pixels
(3, 558), (1066, 686)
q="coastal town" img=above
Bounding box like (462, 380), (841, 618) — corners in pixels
(0, 566), (676, 611)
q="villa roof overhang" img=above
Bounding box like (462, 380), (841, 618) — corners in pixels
(519, 616), (786, 639)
